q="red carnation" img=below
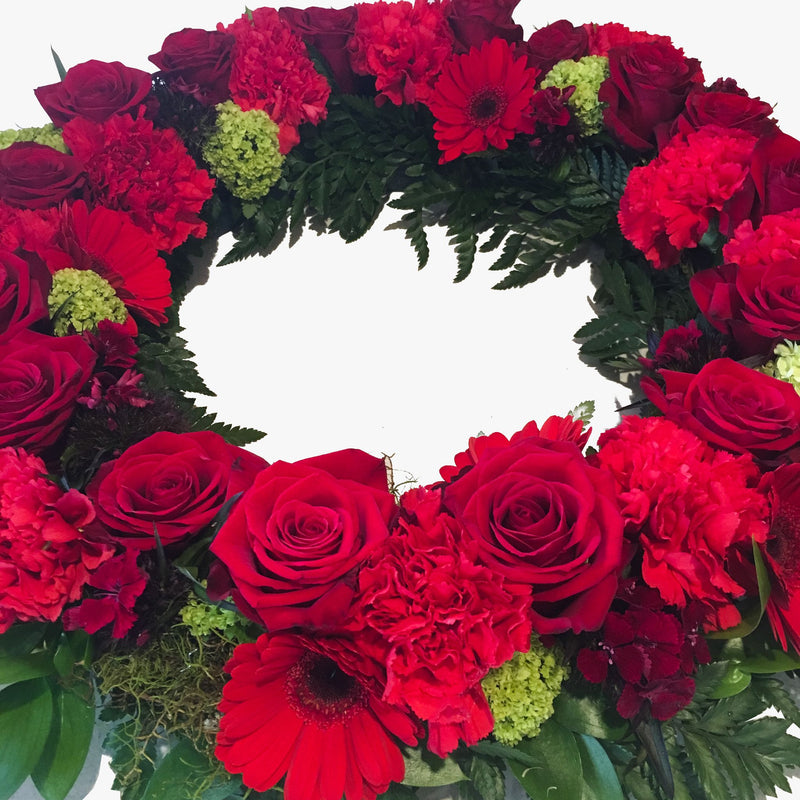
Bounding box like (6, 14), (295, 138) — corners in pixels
(62, 111), (215, 253)
(0, 201), (60, 254)
(223, 7), (331, 153)
(595, 415), (769, 630)
(34, 60), (153, 127)
(583, 23), (672, 57)
(0, 447), (112, 632)
(347, 487), (532, 757)
(215, 632), (420, 800)
(348, 0), (454, 107)
(618, 125), (757, 269)
(427, 37), (539, 163)
(723, 209), (800, 269)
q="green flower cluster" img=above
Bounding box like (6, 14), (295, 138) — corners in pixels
(763, 340), (800, 394)
(180, 593), (244, 639)
(0, 124), (67, 152)
(482, 635), (569, 745)
(203, 100), (284, 201)
(48, 268), (127, 336)
(541, 56), (610, 136)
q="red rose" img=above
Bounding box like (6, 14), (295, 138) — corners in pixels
(211, 448), (396, 631)
(149, 28), (235, 107)
(599, 41), (703, 151)
(668, 88), (775, 140)
(523, 19), (588, 75)
(87, 430), (266, 549)
(445, 0), (524, 52)
(0, 142), (86, 209)
(642, 358), (800, 465)
(748, 131), (800, 220)
(0, 249), (50, 341)
(442, 428), (625, 634)
(0, 329), (95, 453)
(692, 260), (800, 356)
(278, 6), (360, 93)
(34, 60), (153, 127)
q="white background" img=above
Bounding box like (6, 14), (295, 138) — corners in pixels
(2, 1), (799, 798)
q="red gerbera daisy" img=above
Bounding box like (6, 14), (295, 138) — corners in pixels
(216, 632), (420, 800)
(427, 37), (539, 163)
(41, 200), (172, 330)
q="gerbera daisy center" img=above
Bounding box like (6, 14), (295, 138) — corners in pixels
(285, 651), (368, 727)
(467, 86), (507, 128)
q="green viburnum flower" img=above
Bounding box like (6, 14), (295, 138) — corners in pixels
(0, 124), (67, 152)
(180, 592), (244, 639)
(763, 340), (800, 394)
(203, 100), (284, 201)
(48, 268), (128, 336)
(541, 55), (610, 136)
(482, 635), (569, 745)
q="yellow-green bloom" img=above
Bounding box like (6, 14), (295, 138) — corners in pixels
(48, 268), (127, 336)
(203, 100), (284, 201)
(763, 340), (800, 395)
(482, 635), (569, 745)
(541, 56), (610, 136)
(0, 124), (67, 152)
(180, 592), (243, 639)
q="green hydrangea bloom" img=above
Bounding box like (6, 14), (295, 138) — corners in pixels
(482, 635), (569, 745)
(48, 268), (127, 336)
(763, 340), (800, 394)
(541, 56), (610, 136)
(180, 593), (244, 639)
(0, 124), (67, 152)
(203, 100), (284, 201)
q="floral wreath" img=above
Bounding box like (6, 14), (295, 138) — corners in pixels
(1, 4), (800, 800)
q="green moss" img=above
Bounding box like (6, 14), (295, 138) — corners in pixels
(482, 635), (569, 745)
(541, 56), (610, 136)
(203, 100), (284, 200)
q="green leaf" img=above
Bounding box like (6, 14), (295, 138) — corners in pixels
(575, 735), (624, 800)
(50, 47), (67, 80)
(468, 755), (505, 800)
(0, 678), (54, 800)
(31, 682), (96, 800)
(400, 745), (467, 787)
(566, 400), (596, 427)
(0, 622), (49, 657)
(140, 738), (217, 800)
(0, 652), (55, 684)
(708, 664), (753, 699)
(508, 719), (583, 800)
(553, 685), (629, 741)
(737, 649), (800, 674)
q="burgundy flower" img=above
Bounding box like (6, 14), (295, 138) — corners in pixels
(0, 142), (86, 210)
(748, 131), (800, 221)
(599, 40), (704, 151)
(0, 249), (50, 342)
(35, 60), (153, 126)
(445, 0), (524, 52)
(639, 320), (706, 372)
(523, 20), (588, 75)
(149, 28), (235, 106)
(278, 6), (359, 93)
